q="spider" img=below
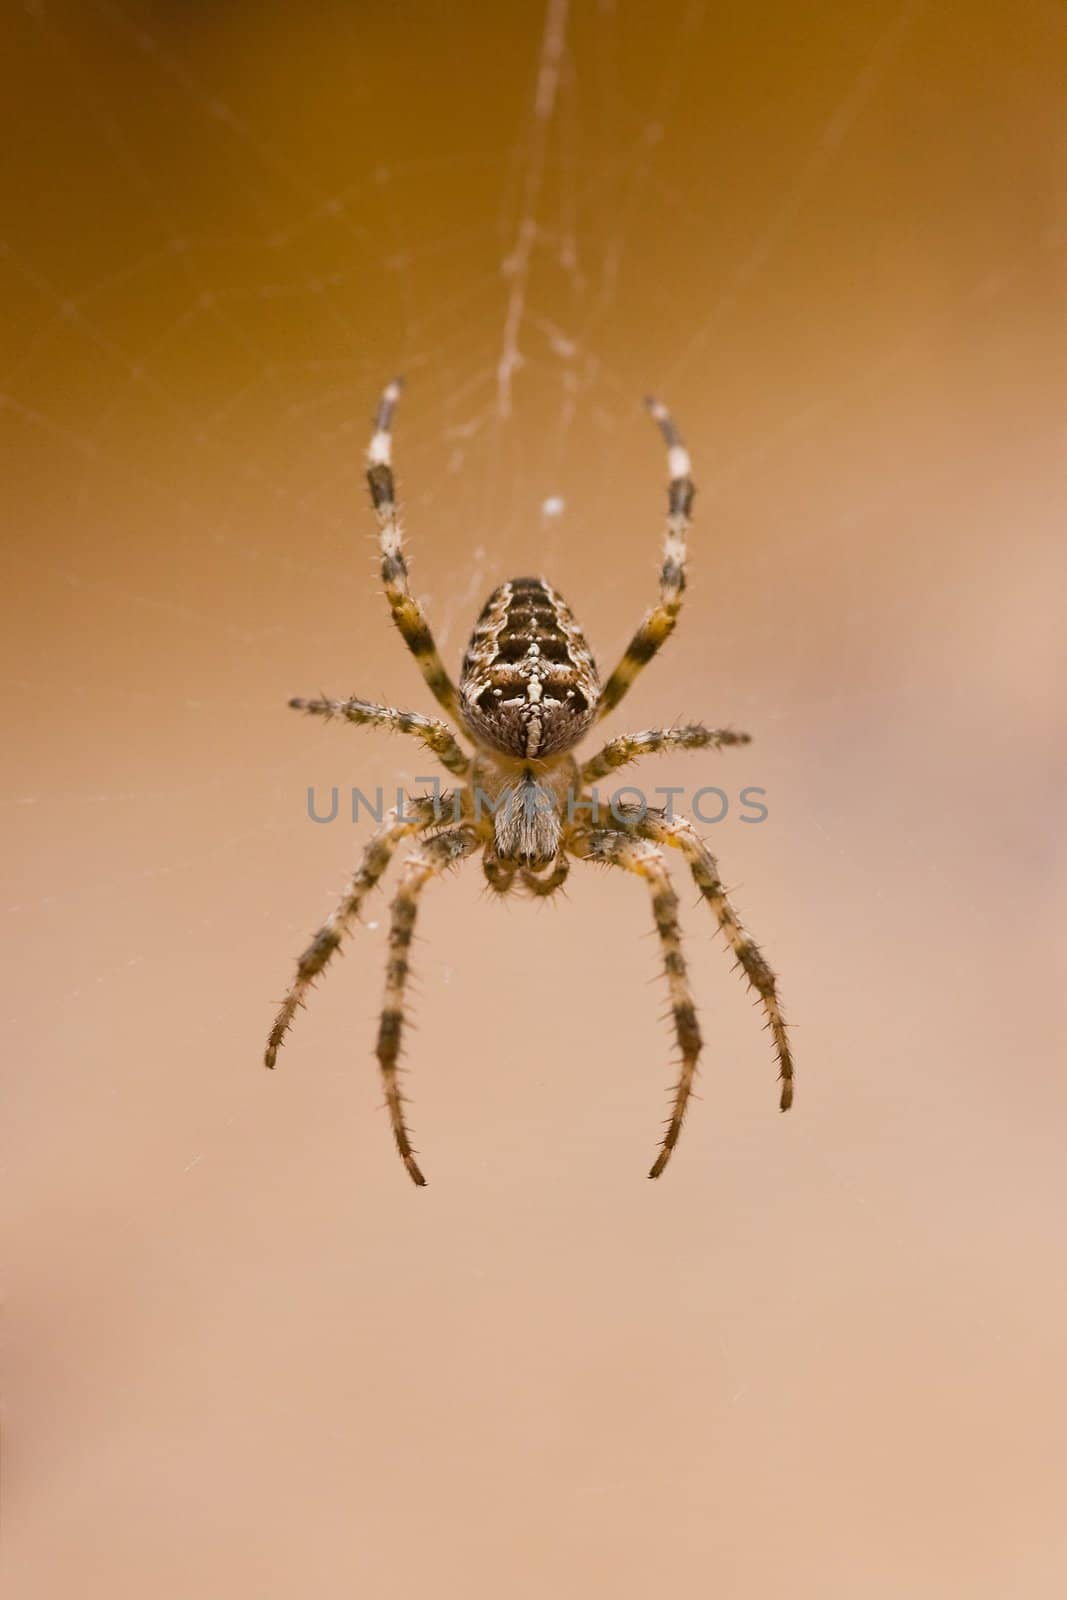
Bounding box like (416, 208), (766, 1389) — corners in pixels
(265, 379), (793, 1185)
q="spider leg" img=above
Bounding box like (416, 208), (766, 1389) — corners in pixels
(376, 825), (482, 1185)
(290, 695), (470, 778)
(569, 826), (702, 1179)
(597, 397), (694, 720)
(265, 793), (451, 1069)
(620, 808), (793, 1112)
(365, 379), (461, 720)
(579, 723), (749, 784)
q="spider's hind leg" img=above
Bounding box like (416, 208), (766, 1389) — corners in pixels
(377, 825), (482, 1186)
(569, 826), (702, 1178)
(265, 793), (449, 1070)
(628, 809), (794, 1112)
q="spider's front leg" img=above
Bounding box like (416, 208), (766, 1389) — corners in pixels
(597, 397), (694, 720)
(265, 793), (454, 1069)
(365, 379), (461, 721)
(290, 695), (470, 778)
(376, 825), (482, 1186)
(569, 825), (703, 1178)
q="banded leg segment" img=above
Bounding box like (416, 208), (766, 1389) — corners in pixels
(597, 397), (695, 720)
(290, 695), (470, 778)
(265, 794), (450, 1069)
(365, 379), (461, 720)
(377, 826), (482, 1185)
(580, 723), (750, 784)
(633, 811), (793, 1111)
(570, 827), (703, 1179)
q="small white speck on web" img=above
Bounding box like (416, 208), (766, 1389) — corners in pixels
(183, 1153), (204, 1173)
(366, 920), (379, 932)
(541, 496), (564, 519)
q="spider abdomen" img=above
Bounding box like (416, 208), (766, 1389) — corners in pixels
(459, 576), (600, 758)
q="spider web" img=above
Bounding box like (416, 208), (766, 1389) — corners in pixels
(6, 4), (1067, 1591)
(4, 0), (1063, 1025)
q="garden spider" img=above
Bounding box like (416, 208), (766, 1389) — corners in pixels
(265, 379), (793, 1185)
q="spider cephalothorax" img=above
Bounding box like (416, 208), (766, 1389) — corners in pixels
(265, 379), (794, 1185)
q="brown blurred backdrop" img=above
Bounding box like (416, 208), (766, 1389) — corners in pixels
(3, 2), (1066, 1595)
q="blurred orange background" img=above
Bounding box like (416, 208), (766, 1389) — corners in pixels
(3, 2), (1065, 1594)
